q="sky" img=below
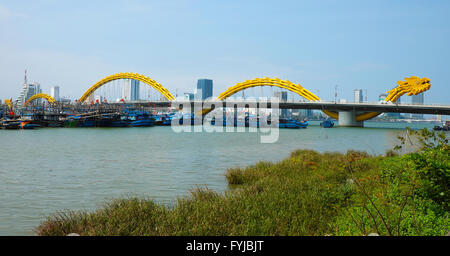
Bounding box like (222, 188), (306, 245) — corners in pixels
(0, 0), (449, 103)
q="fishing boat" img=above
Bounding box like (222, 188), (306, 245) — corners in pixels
(172, 113), (202, 126)
(154, 113), (176, 126)
(1, 119), (21, 129)
(298, 120), (309, 128)
(64, 115), (96, 128)
(433, 121), (450, 131)
(320, 120), (335, 128)
(278, 118), (307, 129)
(20, 112), (65, 127)
(20, 121), (41, 129)
(126, 110), (155, 127)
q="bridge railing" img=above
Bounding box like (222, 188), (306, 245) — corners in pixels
(66, 98), (450, 108)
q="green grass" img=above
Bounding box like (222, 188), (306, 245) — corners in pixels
(36, 130), (450, 236)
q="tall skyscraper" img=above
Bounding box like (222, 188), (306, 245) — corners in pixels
(18, 83), (41, 105)
(411, 93), (424, 119)
(122, 79), (140, 101)
(354, 89), (363, 103)
(298, 109), (313, 119)
(184, 93), (194, 101)
(274, 91), (289, 118)
(411, 93), (424, 105)
(17, 70), (42, 105)
(196, 79), (213, 100)
(51, 86), (60, 101)
(378, 93), (388, 102)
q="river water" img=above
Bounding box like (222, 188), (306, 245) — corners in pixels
(0, 122), (438, 235)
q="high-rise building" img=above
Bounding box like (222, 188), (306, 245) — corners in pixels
(18, 82), (41, 105)
(379, 93), (388, 102)
(184, 93), (194, 101)
(51, 86), (60, 101)
(274, 91), (289, 118)
(122, 79), (140, 101)
(298, 109), (313, 119)
(412, 93), (424, 105)
(196, 79), (213, 100)
(17, 70), (42, 105)
(354, 89), (363, 103)
(273, 91), (288, 102)
(411, 93), (424, 119)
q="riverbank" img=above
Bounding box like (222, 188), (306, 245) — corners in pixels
(36, 129), (449, 236)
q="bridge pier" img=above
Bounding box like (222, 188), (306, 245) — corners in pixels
(338, 111), (364, 127)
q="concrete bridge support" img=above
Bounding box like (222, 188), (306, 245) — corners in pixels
(338, 111), (364, 127)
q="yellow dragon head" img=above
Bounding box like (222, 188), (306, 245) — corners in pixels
(385, 76), (431, 102)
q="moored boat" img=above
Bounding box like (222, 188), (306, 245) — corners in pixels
(1, 120), (21, 129)
(278, 118), (308, 129)
(20, 121), (41, 129)
(320, 120), (335, 128)
(126, 110), (155, 127)
(433, 121), (450, 131)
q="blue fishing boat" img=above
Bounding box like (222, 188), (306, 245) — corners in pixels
(320, 120), (335, 128)
(155, 113), (176, 126)
(172, 113), (202, 126)
(64, 115), (95, 128)
(1, 119), (21, 129)
(298, 120), (309, 128)
(278, 118), (303, 129)
(211, 116), (242, 127)
(127, 111), (155, 127)
(434, 121), (450, 131)
(77, 118), (96, 127)
(20, 121), (41, 129)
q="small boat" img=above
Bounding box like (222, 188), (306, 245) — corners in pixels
(172, 113), (201, 126)
(298, 120), (309, 128)
(210, 116), (228, 126)
(125, 110), (156, 127)
(129, 119), (153, 127)
(278, 118), (304, 129)
(433, 121), (450, 131)
(2, 120), (21, 129)
(20, 121), (41, 129)
(154, 113), (176, 126)
(211, 116), (260, 127)
(320, 120), (335, 128)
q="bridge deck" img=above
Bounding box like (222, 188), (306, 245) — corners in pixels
(114, 101), (450, 115)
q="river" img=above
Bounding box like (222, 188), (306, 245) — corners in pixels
(0, 121), (438, 235)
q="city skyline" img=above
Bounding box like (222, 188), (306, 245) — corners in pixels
(4, 70), (434, 105)
(0, 1), (449, 103)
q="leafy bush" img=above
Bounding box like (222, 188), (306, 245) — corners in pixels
(334, 128), (449, 236)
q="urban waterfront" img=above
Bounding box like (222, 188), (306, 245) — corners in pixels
(0, 122), (437, 235)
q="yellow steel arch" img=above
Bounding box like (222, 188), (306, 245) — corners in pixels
(197, 77), (320, 116)
(79, 72), (175, 102)
(24, 93), (56, 105)
(217, 77), (320, 101)
(323, 76), (432, 121)
(322, 109), (382, 121)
